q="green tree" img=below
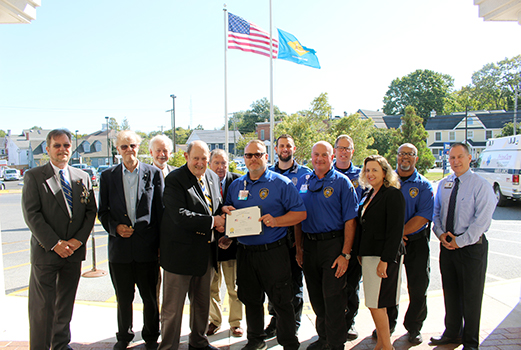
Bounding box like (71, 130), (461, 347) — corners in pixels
(235, 131), (258, 154)
(500, 122), (521, 137)
(167, 149), (187, 167)
(0, 130), (6, 137)
(369, 128), (395, 157)
(30, 126), (43, 130)
(120, 117), (131, 131)
(384, 106), (435, 175)
(229, 98), (286, 134)
(108, 117), (120, 132)
(383, 69), (454, 124)
(330, 113), (375, 165)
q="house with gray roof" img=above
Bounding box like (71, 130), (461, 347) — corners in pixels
(186, 130), (243, 155)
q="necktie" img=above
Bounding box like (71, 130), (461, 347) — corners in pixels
(220, 182), (223, 197)
(199, 179), (213, 213)
(59, 170), (73, 212)
(445, 177), (459, 234)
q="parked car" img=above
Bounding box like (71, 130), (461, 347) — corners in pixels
(3, 168), (21, 181)
(72, 163), (89, 169)
(97, 165), (110, 175)
(0, 180), (5, 190)
(83, 167), (100, 187)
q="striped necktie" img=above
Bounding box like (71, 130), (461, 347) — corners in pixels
(59, 170), (73, 212)
(199, 178), (213, 213)
(445, 177), (459, 234)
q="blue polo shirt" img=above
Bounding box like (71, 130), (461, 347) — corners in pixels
(225, 168), (306, 245)
(269, 160), (312, 187)
(297, 168), (359, 234)
(398, 169), (434, 235)
(334, 161), (363, 199)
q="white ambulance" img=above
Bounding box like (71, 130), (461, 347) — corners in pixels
(475, 135), (521, 206)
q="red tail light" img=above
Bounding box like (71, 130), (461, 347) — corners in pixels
(513, 175), (519, 185)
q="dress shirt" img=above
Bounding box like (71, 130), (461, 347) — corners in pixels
(50, 162), (72, 217)
(433, 169), (496, 247)
(122, 163), (139, 225)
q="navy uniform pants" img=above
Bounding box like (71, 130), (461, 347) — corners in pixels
(236, 241), (299, 349)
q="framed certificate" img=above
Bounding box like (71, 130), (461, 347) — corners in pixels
(226, 206), (263, 237)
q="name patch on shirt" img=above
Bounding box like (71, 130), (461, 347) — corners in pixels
(444, 181), (454, 189)
(409, 187), (419, 198)
(323, 186), (334, 198)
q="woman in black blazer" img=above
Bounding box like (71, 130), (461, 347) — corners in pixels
(356, 155), (405, 350)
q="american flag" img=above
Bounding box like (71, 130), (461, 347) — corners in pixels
(228, 12), (278, 59)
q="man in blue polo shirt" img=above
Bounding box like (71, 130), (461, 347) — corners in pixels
(373, 143), (434, 344)
(223, 140), (306, 350)
(264, 134), (312, 339)
(332, 134), (363, 340)
(295, 141), (359, 350)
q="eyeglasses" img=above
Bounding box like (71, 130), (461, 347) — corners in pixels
(244, 152), (265, 159)
(397, 152), (416, 157)
(335, 146), (353, 152)
(119, 144), (139, 150)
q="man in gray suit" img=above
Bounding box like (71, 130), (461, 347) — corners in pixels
(149, 134), (176, 177)
(22, 128), (97, 350)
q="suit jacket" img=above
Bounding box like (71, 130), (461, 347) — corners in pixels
(217, 172), (241, 262)
(355, 185), (406, 263)
(160, 164), (222, 276)
(98, 162), (164, 264)
(22, 163), (97, 264)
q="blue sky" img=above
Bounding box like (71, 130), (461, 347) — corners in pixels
(1, 0), (520, 136)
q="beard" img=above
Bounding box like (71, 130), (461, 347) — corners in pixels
(399, 164), (411, 171)
(278, 154), (292, 162)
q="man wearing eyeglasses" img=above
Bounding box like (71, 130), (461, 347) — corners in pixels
(294, 141), (359, 350)
(373, 143), (434, 344)
(263, 134), (312, 339)
(221, 140), (306, 350)
(333, 134), (363, 340)
(99, 130), (164, 350)
(22, 129), (97, 350)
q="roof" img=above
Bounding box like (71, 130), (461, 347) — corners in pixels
(428, 140), (487, 148)
(186, 130), (243, 144)
(22, 129), (50, 140)
(382, 115), (402, 129)
(426, 111), (517, 130)
(357, 109), (388, 128)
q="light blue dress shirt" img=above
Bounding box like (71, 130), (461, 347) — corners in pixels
(433, 169), (496, 247)
(122, 163), (139, 226)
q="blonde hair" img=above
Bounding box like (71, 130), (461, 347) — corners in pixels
(359, 155), (401, 189)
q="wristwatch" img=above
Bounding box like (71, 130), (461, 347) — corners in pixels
(340, 252), (351, 260)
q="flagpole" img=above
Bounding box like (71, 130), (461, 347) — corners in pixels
(269, 0), (274, 163)
(224, 6), (229, 154)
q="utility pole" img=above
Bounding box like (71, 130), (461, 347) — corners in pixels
(169, 95), (176, 153)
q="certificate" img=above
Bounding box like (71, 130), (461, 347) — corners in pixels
(226, 206), (263, 237)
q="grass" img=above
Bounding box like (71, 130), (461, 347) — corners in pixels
(424, 171), (450, 182)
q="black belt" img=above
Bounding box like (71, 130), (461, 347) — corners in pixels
(405, 228), (429, 242)
(239, 237), (287, 252)
(304, 230), (343, 241)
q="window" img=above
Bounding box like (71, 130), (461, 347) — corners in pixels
(260, 130), (265, 140)
(467, 130), (474, 139)
(435, 132), (441, 141)
(486, 130), (493, 139)
(449, 131), (456, 141)
(82, 141), (90, 153)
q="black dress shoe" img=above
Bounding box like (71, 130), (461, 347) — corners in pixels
(113, 341), (129, 350)
(264, 324), (277, 339)
(462, 347), (478, 350)
(188, 345), (220, 350)
(407, 332), (423, 344)
(307, 340), (330, 350)
(346, 326), (358, 340)
(429, 335), (461, 345)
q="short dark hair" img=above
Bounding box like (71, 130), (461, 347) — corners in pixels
(46, 129), (72, 146)
(451, 142), (470, 154)
(276, 134), (294, 147)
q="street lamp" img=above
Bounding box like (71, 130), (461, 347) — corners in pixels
(465, 106), (473, 145)
(105, 116), (110, 165)
(75, 130), (78, 164)
(170, 94), (176, 153)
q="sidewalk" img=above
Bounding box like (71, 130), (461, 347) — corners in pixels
(1, 279), (520, 350)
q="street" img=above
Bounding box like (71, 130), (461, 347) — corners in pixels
(2, 183), (521, 305)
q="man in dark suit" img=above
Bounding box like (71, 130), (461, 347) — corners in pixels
(159, 140), (225, 350)
(149, 134), (176, 177)
(22, 128), (97, 350)
(207, 149), (243, 337)
(98, 130), (164, 350)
